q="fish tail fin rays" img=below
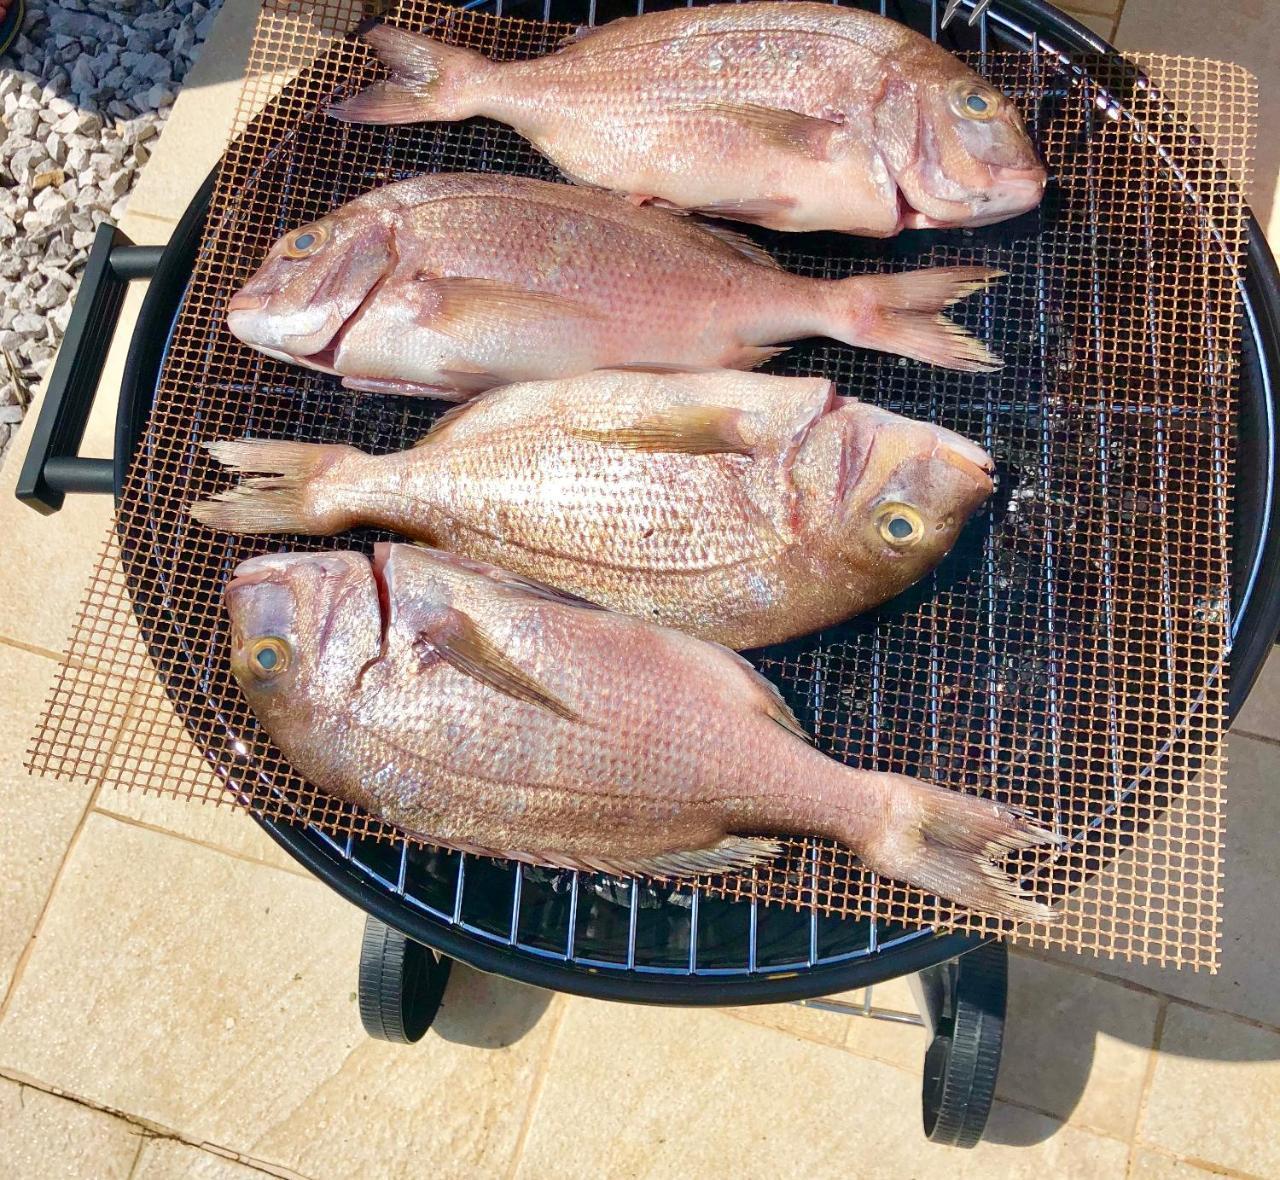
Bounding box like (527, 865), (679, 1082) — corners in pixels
(854, 776), (1060, 924)
(328, 25), (493, 125)
(190, 440), (365, 536)
(826, 266), (1005, 372)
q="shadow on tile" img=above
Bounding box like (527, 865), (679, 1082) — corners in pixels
(431, 961), (554, 1049)
(978, 954), (1161, 1145)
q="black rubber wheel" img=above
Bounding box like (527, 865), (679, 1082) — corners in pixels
(921, 940), (1008, 1147)
(357, 915), (452, 1043)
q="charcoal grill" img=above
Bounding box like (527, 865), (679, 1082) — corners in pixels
(17, 0), (1280, 1146)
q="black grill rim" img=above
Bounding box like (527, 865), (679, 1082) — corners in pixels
(110, 0), (1280, 1003)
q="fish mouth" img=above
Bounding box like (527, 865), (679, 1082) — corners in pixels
(228, 291), (267, 314)
(895, 189), (943, 231)
(936, 438), (996, 490)
(228, 551), (368, 593)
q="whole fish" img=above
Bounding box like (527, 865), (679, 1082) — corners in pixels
(330, 4), (1046, 236)
(193, 371), (994, 649)
(226, 173), (1004, 399)
(226, 543), (1056, 921)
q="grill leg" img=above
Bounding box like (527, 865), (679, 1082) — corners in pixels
(357, 915), (452, 1044)
(910, 939), (1007, 1148)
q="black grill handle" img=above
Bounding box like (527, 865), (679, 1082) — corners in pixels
(15, 223), (163, 514)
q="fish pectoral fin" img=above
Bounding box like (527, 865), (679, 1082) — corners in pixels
(429, 276), (601, 336)
(569, 404), (753, 456)
(580, 836), (787, 879)
(414, 605), (582, 722)
(692, 220), (782, 270)
(750, 673), (811, 744)
(679, 101), (841, 161)
(702, 638), (814, 744)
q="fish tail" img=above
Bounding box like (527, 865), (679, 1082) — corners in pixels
(190, 440), (366, 535)
(825, 266), (1005, 372)
(328, 24), (493, 125)
(852, 774), (1059, 923)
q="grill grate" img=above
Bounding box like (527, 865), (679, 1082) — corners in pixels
(28, 0), (1255, 970)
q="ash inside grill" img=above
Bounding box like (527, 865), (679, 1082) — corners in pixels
(29, 0), (1255, 968)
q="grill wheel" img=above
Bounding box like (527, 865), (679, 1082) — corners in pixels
(920, 940), (1008, 1146)
(357, 916), (453, 1044)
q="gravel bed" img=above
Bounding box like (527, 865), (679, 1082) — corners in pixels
(0, 0), (226, 460)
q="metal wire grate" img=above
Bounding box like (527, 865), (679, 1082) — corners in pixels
(28, 0), (1255, 970)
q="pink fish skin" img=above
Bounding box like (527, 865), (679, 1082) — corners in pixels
(225, 543), (1057, 921)
(192, 370), (996, 648)
(330, 4), (1046, 235)
(226, 173), (1004, 399)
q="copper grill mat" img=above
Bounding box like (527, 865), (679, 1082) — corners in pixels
(28, 0), (1256, 968)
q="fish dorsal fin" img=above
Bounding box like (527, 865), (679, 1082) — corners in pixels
(692, 219), (782, 270)
(410, 547), (606, 612)
(709, 640), (812, 744)
(413, 603), (582, 722)
(678, 101), (842, 161)
(557, 23), (600, 47)
(413, 399), (478, 448)
(569, 404), (752, 456)
(426, 276), (601, 339)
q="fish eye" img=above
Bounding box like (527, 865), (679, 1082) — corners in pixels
(282, 224), (328, 259)
(877, 504), (925, 548)
(950, 82), (999, 122)
(247, 636), (291, 680)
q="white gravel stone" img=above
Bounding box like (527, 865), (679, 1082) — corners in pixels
(0, 0), (227, 456)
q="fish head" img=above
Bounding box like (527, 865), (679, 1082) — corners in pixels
(797, 400), (994, 583)
(226, 206), (394, 364)
(881, 69), (1046, 229)
(224, 551), (382, 717)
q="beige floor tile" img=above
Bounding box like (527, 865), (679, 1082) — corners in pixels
(94, 787), (306, 878)
(0, 1077), (142, 1179)
(1233, 646), (1280, 741)
(91, 689), (305, 877)
(998, 953), (1159, 1139)
(0, 209), (173, 656)
(124, 0), (263, 225)
(1045, 734), (1280, 1028)
(0, 812), (554, 1180)
(132, 1139), (286, 1180)
(1115, 0), (1280, 247)
(842, 972), (929, 1073)
(1129, 1147), (1236, 1179)
(517, 999), (1128, 1179)
(1139, 1003), (1280, 1176)
(0, 643), (93, 1002)
(1059, 0), (1123, 16)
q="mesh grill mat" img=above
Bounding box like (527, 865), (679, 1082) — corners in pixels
(28, 0), (1256, 968)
